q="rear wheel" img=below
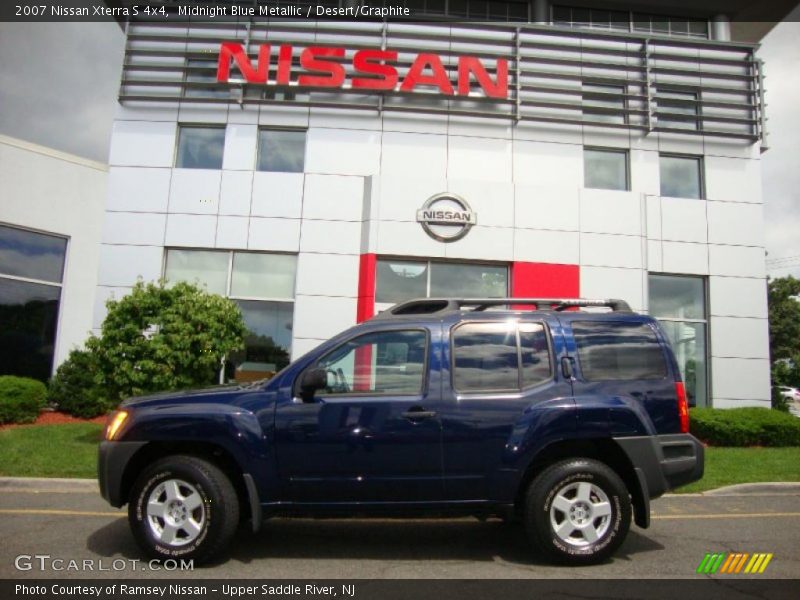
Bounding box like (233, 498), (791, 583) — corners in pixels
(524, 458), (631, 565)
(128, 455), (239, 564)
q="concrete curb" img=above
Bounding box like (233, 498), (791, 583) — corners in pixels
(701, 482), (800, 496)
(0, 477), (98, 493)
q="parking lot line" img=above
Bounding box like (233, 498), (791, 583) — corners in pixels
(652, 512), (800, 520)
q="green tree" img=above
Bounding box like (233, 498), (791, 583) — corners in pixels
(50, 281), (246, 416)
(767, 276), (800, 407)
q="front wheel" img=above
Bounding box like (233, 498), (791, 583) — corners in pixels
(524, 458), (631, 565)
(128, 455), (239, 564)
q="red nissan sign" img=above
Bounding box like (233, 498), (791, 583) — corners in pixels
(216, 42), (509, 99)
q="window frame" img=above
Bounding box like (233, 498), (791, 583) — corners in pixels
(256, 127), (307, 173)
(552, 4), (710, 39)
(659, 152), (705, 199)
(298, 327), (431, 399)
(450, 319), (555, 395)
(571, 319), (670, 383)
(174, 124), (226, 170)
(583, 146), (630, 191)
(163, 248), (297, 303)
(648, 273), (710, 407)
(657, 88), (701, 131)
(375, 257), (510, 308)
(0, 222), (68, 380)
(582, 82), (628, 125)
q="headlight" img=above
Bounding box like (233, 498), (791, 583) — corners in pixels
(104, 410), (129, 441)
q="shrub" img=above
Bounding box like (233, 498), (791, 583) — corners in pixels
(93, 280), (246, 400)
(0, 376), (47, 424)
(48, 349), (114, 418)
(690, 407), (800, 447)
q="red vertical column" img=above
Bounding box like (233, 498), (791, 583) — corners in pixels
(354, 253), (377, 391)
(511, 262), (580, 298)
(356, 253), (377, 323)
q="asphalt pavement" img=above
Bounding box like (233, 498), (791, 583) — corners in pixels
(0, 478), (798, 579)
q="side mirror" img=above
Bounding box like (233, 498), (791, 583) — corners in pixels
(299, 368), (327, 400)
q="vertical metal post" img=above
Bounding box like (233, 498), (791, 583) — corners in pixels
(756, 57), (768, 151)
(379, 20), (388, 117)
(515, 27), (522, 122)
(644, 38), (653, 133)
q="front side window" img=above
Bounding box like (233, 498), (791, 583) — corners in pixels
(584, 148), (629, 191)
(649, 274), (708, 407)
(257, 129), (306, 173)
(0, 224), (67, 382)
(572, 321), (668, 381)
(375, 259), (508, 306)
(660, 154), (703, 199)
(453, 321), (552, 392)
(164, 249), (296, 379)
(175, 126), (225, 169)
(315, 329), (428, 395)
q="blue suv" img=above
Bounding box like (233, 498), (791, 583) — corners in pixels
(98, 297), (703, 565)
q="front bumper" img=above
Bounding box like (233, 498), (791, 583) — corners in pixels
(97, 440), (148, 507)
(614, 433), (705, 499)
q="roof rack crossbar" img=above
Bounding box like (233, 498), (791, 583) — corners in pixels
(378, 297), (632, 317)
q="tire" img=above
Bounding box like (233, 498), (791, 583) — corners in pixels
(524, 458), (631, 565)
(128, 455), (239, 564)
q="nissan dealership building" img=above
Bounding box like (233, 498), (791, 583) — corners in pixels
(3, 1), (790, 409)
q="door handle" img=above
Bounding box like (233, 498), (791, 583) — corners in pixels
(401, 408), (437, 420)
(561, 356), (575, 380)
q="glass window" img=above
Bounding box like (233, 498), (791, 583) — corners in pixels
(231, 253), (296, 300)
(648, 275), (705, 320)
(584, 148), (628, 191)
(520, 322), (552, 387)
(572, 321), (668, 381)
(430, 263), (508, 299)
(375, 259), (508, 305)
(376, 261), (428, 304)
(453, 322), (519, 392)
(649, 274), (708, 407)
(583, 83), (626, 124)
(0, 277), (61, 382)
(165, 249), (228, 295)
(184, 59), (227, 98)
(660, 154), (703, 199)
(0, 225), (66, 382)
(164, 249), (297, 382)
(175, 126), (225, 170)
(229, 300), (294, 376)
(257, 129), (306, 173)
(0, 224), (67, 284)
(316, 330), (428, 395)
(658, 89), (699, 130)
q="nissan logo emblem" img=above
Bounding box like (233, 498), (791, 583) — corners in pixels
(416, 193), (477, 242)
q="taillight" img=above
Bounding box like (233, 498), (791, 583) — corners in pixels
(675, 382), (689, 433)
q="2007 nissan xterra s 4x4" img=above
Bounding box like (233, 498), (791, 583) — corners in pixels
(98, 297), (703, 565)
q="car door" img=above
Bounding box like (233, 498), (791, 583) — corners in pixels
(438, 314), (575, 502)
(274, 325), (444, 504)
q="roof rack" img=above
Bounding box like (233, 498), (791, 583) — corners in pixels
(375, 297), (632, 318)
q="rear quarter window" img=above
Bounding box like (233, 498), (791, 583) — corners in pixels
(571, 320), (667, 381)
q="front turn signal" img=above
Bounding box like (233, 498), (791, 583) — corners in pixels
(105, 410), (129, 441)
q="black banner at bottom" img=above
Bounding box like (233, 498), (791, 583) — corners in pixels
(3, 579), (799, 600)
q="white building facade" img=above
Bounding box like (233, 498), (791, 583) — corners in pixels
(2, 6), (776, 408)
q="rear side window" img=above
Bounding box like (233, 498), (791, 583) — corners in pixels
(572, 321), (667, 381)
(453, 321), (552, 392)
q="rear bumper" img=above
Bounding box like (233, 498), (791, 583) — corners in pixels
(97, 440), (147, 507)
(614, 433), (705, 499)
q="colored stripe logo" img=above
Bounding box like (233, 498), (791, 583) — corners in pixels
(696, 552), (773, 574)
